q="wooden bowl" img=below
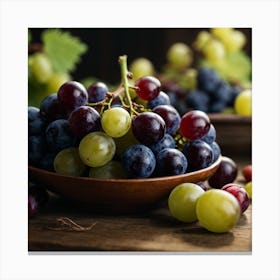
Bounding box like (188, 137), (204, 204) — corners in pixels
(28, 156), (221, 213)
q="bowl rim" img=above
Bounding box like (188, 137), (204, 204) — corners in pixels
(28, 155), (222, 183)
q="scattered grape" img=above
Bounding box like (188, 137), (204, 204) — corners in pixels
(234, 89), (252, 116)
(168, 183), (204, 222)
(242, 165), (252, 182)
(244, 181), (252, 199)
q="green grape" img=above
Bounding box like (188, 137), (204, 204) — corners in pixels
(168, 183), (204, 223)
(221, 30), (246, 53)
(234, 89), (252, 116)
(31, 52), (53, 83)
(202, 39), (226, 63)
(89, 160), (127, 179)
(54, 147), (86, 176)
(166, 42), (193, 69)
(193, 31), (211, 50)
(244, 182), (252, 199)
(196, 189), (241, 233)
(101, 107), (132, 138)
(47, 72), (70, 93)
(114, 127), (139, 157)
(79, 132), (116, 167)
(129, 58), (155, 81)
(211, 28), (233, 40)
(179, 68), (197, 90)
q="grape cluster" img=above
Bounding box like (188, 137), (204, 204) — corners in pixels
(28, 55), (222, 181)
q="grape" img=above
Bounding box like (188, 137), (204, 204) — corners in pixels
(210, 141), (221, 162)
(28, 106), (46, 136)
(79, 132), (116, 167)
(152, 105), (181, 135)
(132, 112), (166, 146)
(87, 82), (108, 103)
(168, 183), (204, 223)
(89, 160), (127, 179)
(166, 42), (193, 69)
(182, 140), (213, 172)
(242, 165), (252, 182)
(31, 52), (53, 83)
(221, 30), (246, 53)
(155, 148), (187, 176)
(129, 57), (155, 81)
(193, 31), (211, 50)
(40, 93), (68, 122)
(101, 107), (131, 138)
(45, 119), (77, 152)
(185, 90), (210, 112)
(113, 127), (139, 157)
(208, 156), (238, 188)
(28, 135), (46, 166)
(208, 100), (227, 113)
(57, 81), (88, 112)
(196, 189), (241, 233)
(197, 67), (221, 93)
(208, 80), (231, 104)
(234, 89), (252, 116)
(68, 106), (101, 138)
(147, 91), (170, 109)
(28, 193), (39, 219)
(38, 152), (56, 171)
(202, 39), (225, 63)
(211, 28), (233, 40)
(135, 76), (161, 101)
(179, 110), (211, 141)
(149, 133), (175, 155)
(181, 68), (197, 90)
(121, 144), (156, 178)
(227, 86), (243, 107)
(200, 124), (216, 144)
(244, 182), (252, 199)
(196, 181), (211, 191)
(222, 183), (250, 213)
(54, 147), (86, 176)
(47, 72), (70, 93)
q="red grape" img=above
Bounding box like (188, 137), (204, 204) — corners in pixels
(179, 110), (211, 141)
(222, 183), (250, 213)
(242, 165), (252, 182)
(135, 76), (161, 101)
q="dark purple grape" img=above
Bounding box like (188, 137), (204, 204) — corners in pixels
(196, 181), (211, 191)
(121, 144), (156, 178)
(28, 135), (46, 166)
(87, 82), (108, 103)
(28, 106), (46, 136)
(45, 119), (77, 152)
(209, 80), (231, 104)
(57, 81), (88, 112)
(68, 106), (101, 138)
(28, 193), (39, 219)
(40, 93), (68, 122)
(135, 76), (161, 101)
(153, 105), (181, 135)
(147, 91), (170, 109)
(182, 140), (213, 172)
(208, 100), (227, 113)
(227, 86), (243, 107)
(180, 110), (211, 141)
(197, 67), (221, 93)
(210, 141), (221, 162)
(208, 156), (238, 189)
(200, 124), (216, 144)
(185, 90), (210, 112)
(149, 134), (175, 155)
(132, 112), (166, 146)
(38, 152), (56, 171)
(155, 148), (187, 176)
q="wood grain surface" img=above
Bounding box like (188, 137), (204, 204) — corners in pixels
(28, 156), (252, 252)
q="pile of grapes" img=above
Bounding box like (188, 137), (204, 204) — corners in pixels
(29, 55), (222, 180)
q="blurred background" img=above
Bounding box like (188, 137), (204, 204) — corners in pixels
(29, 28), (251, 85)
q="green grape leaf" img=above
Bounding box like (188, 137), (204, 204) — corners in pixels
(42, 29), (88, 73)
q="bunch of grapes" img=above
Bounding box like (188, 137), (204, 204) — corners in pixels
(29, 55), (224, 183)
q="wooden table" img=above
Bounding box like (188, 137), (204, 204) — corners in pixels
(28, 156), (251, 252)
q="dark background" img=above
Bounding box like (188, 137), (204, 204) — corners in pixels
(29, 28), (252, 84)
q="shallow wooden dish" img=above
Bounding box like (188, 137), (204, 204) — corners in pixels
(28, 156), (221, 213)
